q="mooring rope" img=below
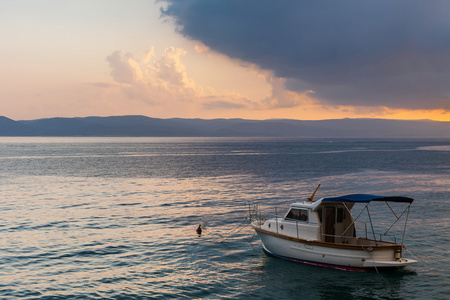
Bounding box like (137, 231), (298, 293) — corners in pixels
(249, 231), (257, 244)
(220, 218), (250, 243)
(403, 246), (433, 271)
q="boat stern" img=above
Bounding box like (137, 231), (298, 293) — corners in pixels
(363, 257), (418, 268)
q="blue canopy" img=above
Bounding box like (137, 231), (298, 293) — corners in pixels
(322, 194), (413, 204)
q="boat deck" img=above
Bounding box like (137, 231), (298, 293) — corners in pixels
(333, 236), (399, 247)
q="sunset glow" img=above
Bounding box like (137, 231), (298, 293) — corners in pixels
(1, 1), (449, 122)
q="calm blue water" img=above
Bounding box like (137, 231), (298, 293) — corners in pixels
(0, 137), (449, 299)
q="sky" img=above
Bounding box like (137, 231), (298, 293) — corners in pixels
(1, 0), (450, 121)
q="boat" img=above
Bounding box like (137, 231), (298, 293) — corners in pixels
(250, 185), (418, 271)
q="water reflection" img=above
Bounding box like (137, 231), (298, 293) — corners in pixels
(248, 252), (417, 299)
(0, 138), (448, 298)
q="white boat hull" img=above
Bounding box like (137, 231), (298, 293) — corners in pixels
(254, 226), (417, 271)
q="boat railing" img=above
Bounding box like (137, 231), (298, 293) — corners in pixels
(319, 233), (399, 246)
(320, 233), (360, 244)
(353, 220), (399, 243)
(248, 205), (286, 226)
(355, 220), (368, 239)
(248, 204), (270, 227)
(316, 219), (399, 245)
(376, 233), (398, 244)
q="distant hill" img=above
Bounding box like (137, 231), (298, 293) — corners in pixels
(0, 115), (449, 138)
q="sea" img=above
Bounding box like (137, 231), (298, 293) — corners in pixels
(0, 137), (448, 299)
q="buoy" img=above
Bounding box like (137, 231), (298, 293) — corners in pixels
(196, 224), (202, 235)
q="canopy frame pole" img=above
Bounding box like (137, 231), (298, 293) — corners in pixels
(383, 204), (411, 235)
(366, 205), (377, 244)
(341, 203), (368, 237)
(385, 201), (399, 219)
(341, 203), (354, 236)
(401, 204), (411, 246)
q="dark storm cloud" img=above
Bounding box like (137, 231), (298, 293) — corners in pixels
(161, 0), (450, 110)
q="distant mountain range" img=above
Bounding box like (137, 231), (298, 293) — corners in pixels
(1, 115), (449, 138)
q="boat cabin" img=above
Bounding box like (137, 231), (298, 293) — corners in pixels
(317, 202), (356, 243)
(284, 200), (356, 244)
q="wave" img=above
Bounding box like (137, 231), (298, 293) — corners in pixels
(417, 145), (450, 151)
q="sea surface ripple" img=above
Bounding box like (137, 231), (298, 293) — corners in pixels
(0, 137), (449, 299)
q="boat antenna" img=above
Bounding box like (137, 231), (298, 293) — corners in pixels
(307, 183), (321, 202)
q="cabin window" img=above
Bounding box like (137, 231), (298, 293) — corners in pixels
(317, 208), (323, 223)
(337, 207), (345, 223)
(286, 208), (308, 222)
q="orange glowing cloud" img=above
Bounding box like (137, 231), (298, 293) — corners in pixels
(100, 45), (450, 121)
(104, 46), (319, 114)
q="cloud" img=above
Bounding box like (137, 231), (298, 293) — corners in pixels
(106, 47), (201, 104)
(161, 0), (450, 111)
(106, 46), (312, 112)
(260, 74), (315, 109)
(154, 47), (194, 91)
(194, 43), (209, 53)
(107, 51), (143, 84)
(203, 98), (249, 110)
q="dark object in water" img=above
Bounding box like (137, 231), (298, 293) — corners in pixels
(196, 224), (202, 235)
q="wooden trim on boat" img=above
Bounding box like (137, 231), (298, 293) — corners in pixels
(252, 225), (402, 251)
